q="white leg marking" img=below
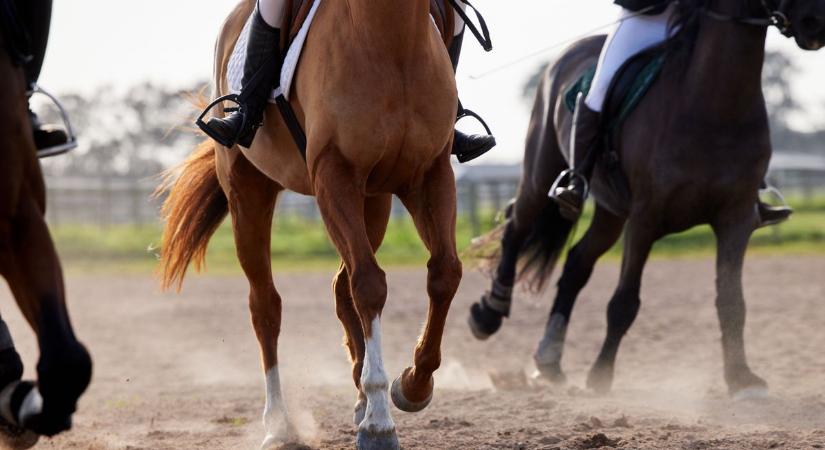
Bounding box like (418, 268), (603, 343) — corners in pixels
(359, 318), (395, 434)
(261, 366), (293, 448)
(353, 391), (367, 426)
(534, 313), (568, 366)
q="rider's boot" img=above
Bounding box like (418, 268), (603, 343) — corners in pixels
(199, 9), (282, 148)
(16, 0), (70, 152)
(29, 109), (68, 151)
(550, 95), (602, 221)
(449, 31), (496, 163)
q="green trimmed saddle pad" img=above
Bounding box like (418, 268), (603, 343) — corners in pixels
(565, 53), (666, 131)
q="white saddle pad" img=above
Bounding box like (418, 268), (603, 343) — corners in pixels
(227, 0), (324, 102)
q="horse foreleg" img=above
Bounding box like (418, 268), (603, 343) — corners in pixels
(587, 214), (657, 394)
(393, 157), (462, 413)
(226, 158), (294, 448)
(712, 207), (767, 399)
(315, 155), (397, 450)
(0, 196), (91, 437)
(535, 205), (625, 383)
(332, 195), (391, 426)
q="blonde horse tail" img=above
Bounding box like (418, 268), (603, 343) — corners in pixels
(157, 140), (228, 291)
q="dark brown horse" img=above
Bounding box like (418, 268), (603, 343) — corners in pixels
(469, 0), (825, 398)
(159, 1), (461, 449)
(0, 22), (92, 446)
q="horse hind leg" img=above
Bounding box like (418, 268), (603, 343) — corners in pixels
(534, 205), (625, 384)
(392, 156), (462, 413)
(314, 153), (397, 450)
(225, 156), (295, 447)
(332, 195), (392, 426)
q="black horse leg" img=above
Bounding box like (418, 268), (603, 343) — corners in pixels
(712, 208), (767, 398)
(0, 198), (91, 437)
(587, 216), (657, 393)
(468, 215), (530, 340)
(534, 205), (625, 383)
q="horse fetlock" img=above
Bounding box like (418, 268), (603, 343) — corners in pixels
(0, 349), (24, 390)
(36, 341), (92, 432)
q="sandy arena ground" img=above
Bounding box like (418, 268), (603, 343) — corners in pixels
(1, 256), (825, 449)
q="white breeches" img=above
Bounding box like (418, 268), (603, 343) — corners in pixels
(585, 5), (677, 112)
(258, 0), (288, 28)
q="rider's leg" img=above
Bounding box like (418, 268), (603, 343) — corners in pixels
(14, 0), (69, 151)
(200, 0), (287, 148)
(551, 5), (676, 221)
(449, 3), (496, 163)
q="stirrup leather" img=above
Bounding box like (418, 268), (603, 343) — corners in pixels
(30, 85), (78, 159)
(549, 169), (590, 200)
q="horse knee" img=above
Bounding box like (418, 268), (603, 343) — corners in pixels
(350, 266), (387, 315)
(427, 255), (462, 303)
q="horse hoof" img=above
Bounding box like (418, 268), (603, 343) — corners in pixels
(468, 302), (503, 340)
(533, 362), (567, 385)
(356, 429), (399, 450)
(391, 372), (432, 413)
(586, 366), (613, 395)
(731, 385), (769, 401)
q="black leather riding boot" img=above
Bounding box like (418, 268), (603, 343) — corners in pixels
(449, 30), (496, 163)
(550, 96), (602, 221)
(200, 9), (282, 148)
(15, 0), (69, 151)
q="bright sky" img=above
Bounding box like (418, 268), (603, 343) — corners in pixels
(40, 0), (825, 164)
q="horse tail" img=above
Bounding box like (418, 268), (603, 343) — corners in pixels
(515, 201), (574, 293)
(157, 140), (228, 291)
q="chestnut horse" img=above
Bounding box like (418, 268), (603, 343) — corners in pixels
(159, 0), (461, 448)
(0, 21), (92, 446)
(469, 0), (825, 399)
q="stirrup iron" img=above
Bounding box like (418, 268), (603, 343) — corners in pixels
(29, 85), (78, 159)
(195, 94), (249, 147)
(456, 107), (494, 136)
(549, 169), (590, 200)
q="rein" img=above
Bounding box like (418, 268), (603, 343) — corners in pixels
(700, 0), (793, 37)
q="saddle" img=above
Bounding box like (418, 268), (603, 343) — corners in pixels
(282, 0), (455, 48)
(564, 43), (667, 216)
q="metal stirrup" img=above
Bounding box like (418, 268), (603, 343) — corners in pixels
(30, 85), (78, 159)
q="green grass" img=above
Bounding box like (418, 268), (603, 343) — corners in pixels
(51, 196), (825, 274)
